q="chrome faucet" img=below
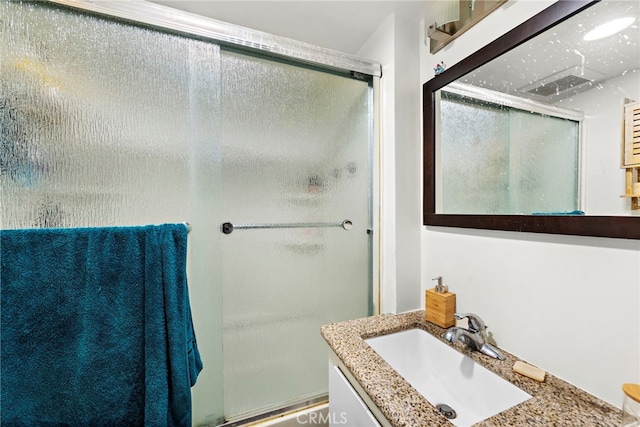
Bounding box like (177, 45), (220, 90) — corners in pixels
(443, 313), (505, 360)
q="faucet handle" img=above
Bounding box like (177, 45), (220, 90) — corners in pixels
(454, 313), (487, 332)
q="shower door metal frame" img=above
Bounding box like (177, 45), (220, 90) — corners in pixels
(47, 0), (382, 78)
(41, 0), (383, 421)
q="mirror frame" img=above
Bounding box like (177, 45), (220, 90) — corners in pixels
(423, 0), (640, 240)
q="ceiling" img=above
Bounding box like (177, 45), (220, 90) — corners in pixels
(147, 0), (427, 55)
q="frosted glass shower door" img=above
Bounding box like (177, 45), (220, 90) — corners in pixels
(219, 50), (372, 420)
(0, 2), (224, 424)
(1, 1), (374, 422)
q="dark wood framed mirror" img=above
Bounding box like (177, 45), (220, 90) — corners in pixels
(423, 0), (639, 239)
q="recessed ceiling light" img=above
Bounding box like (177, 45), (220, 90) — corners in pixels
(584, 16), (636, 41)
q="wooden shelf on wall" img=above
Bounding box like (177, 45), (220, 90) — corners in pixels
(621, 101), (640, 210)
(621, 166), (640, 210)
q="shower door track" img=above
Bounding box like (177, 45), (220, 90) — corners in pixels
(47, 0), (382, 77)
(218, 395), (327, 427)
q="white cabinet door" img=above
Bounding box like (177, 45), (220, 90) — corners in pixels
(329, 365), (381, 427)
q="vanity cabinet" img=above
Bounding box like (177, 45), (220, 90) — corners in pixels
(323, 311), (622, 427)
(328, 360), (382, 427)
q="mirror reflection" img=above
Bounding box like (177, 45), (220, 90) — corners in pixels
(436, 0), (639, 216)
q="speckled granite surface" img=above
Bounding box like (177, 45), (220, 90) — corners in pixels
(321, 311), (620, 427)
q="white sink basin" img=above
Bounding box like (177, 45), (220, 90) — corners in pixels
(365, 328), (531, 426)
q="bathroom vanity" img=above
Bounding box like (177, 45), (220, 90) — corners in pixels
(321, 311), (620, 426)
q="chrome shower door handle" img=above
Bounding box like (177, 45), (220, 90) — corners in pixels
(220, 220), (353, 234)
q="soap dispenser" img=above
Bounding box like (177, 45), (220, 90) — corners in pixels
(425, 276), (456, 328)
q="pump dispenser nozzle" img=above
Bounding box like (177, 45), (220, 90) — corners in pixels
(432, 276), (448, 293)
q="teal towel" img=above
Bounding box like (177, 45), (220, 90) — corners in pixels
(1, 224), (203, 427)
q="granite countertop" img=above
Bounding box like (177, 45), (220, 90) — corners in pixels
(321, 311), (620, 427)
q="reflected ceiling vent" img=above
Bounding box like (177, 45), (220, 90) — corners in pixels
(527, 74), (591, 97)
(518, 65), (606, 101)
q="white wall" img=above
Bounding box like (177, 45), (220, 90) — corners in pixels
(422, 229), (639, 406)
(419, 0), (640, 407)
(358, 12), (422, 314)
(358, 14), (397, 314)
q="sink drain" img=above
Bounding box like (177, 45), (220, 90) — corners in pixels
(436, 403), (457, 420)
